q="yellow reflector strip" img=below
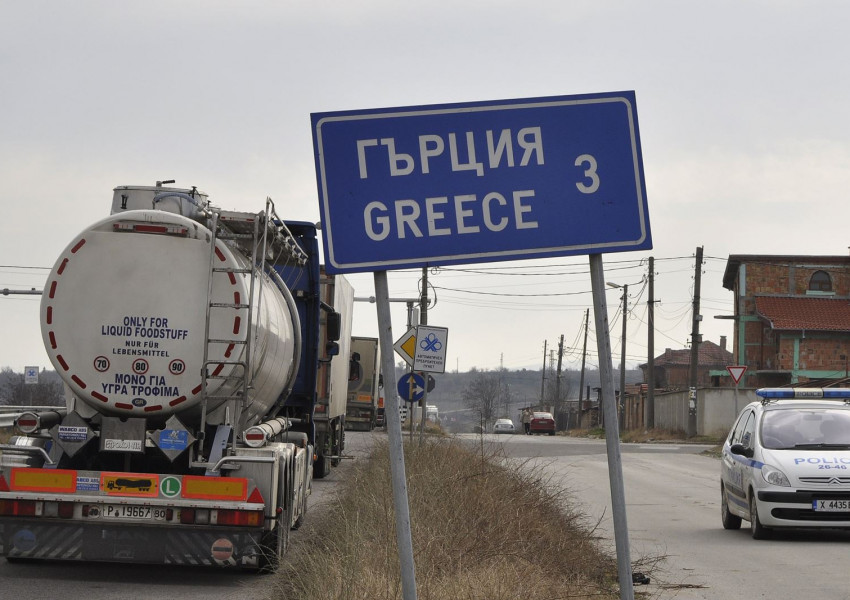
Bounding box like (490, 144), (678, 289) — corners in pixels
(101, 473), (159, 497)
(11, 468), (77, 493)
(182, 476), (248, 501)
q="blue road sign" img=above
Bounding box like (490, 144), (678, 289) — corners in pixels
(398, 372), (425, 403)
(312, 92), (651, 274)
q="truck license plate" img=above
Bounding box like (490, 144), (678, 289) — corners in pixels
(813, 499), (850, 512)
(103, 504), (167, 520)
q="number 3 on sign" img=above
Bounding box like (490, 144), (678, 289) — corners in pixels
(575, 154), (600, 194)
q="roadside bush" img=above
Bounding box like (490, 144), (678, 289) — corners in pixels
(271, 438), (618, 600)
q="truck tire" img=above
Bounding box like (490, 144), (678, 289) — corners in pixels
(314, 453), (330, 479)
(258, 521), (289, 573)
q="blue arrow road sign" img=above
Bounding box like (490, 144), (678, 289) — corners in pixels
(398, 372), (425, 403)
(312, 91), (651, 274)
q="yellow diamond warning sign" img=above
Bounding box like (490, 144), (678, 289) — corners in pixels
(393, 328), (417, 366)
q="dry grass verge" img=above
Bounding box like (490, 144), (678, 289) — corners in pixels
(270, 438), (619, 600)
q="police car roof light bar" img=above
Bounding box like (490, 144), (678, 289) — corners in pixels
(756, 388), (850, 400)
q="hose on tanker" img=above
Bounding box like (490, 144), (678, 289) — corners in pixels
(267, 266), (302, 406)
(151, 191), (206, 216)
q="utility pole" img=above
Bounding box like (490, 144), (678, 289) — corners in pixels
(619, 284), (628, 432)
(577, 309), (589, 430)
(418, 267), (428, 443)
(687, 246), (704, 438)
(647, 257), (655, 429)
(555, 334), (564, 427)
(540, 340), (547, 405)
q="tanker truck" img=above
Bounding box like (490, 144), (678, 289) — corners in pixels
(0, 182), (352, 570)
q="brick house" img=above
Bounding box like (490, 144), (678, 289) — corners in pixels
(639, 338), (734, 390)
(722, 255), (850, 387)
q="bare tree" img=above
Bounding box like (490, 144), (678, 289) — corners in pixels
(462, 371), (503, 428)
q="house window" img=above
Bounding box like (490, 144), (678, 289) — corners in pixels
(809, 270), (832, 292)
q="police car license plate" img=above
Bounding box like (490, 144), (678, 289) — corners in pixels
(103, 504), (167, 520)
(812, 499), (850, 512)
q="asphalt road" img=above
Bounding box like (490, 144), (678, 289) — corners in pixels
(470, 432), (850, 600)
(7, 432), (850, 599)
(0, 430), (378, 600)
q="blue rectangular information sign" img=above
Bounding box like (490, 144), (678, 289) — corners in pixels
(312, 92), (651, 273)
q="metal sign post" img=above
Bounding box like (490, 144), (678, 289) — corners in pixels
(314, 92), (650, 600)
(374, 271), (417, 600)
(589, 254), (634, 600)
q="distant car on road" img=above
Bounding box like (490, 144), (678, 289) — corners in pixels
(721, 388), (850, 539)
(529, 412), (555, 435)
(493, 418), (516, 434)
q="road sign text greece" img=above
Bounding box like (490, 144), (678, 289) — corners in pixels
(312, 92), (651, 273)
(413, 326), (448, 373)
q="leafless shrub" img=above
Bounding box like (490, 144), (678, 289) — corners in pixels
(270, 438), (622, 600)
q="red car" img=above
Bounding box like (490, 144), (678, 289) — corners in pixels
(529, 411), (556, 435)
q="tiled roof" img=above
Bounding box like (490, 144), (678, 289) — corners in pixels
(755, 296), (850, 332)
(646, 340), (733, 367)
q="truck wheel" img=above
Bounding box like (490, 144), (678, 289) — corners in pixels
(258, 522), (288, 573)
(314, 454), (330, 479)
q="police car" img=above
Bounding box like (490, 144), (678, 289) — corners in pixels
(721, 388), (850, 539)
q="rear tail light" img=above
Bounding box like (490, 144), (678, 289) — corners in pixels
(58, 502), (75, 518)
(180, 508), (195, 524)
(215, 509), (263, 527)
(0, 499), (37, 516)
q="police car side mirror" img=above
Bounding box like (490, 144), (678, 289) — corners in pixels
(730, 443), (754, 459)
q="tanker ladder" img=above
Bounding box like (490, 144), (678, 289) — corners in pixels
(195, 202), (307, 472)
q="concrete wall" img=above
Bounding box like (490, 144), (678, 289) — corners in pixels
(651, 388), (760, 437)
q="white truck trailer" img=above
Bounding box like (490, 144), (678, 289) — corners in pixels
(0, 182), (351, 570)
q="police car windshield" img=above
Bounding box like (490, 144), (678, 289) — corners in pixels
(761, 408), (850, 450)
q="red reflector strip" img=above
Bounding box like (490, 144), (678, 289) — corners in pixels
(215, 247), (226, 262)
(114, 223), (189, 236)
(57, 258), (69, 275)
(71, 239), (86, 253)
(232, 316), (241, 335)
(46, 306), (53, 325)
(192, 385), (203, 395)
(92, 391), (108, 402)
(49, 331), (57, 349)
(71, 375), (87, 389)
(11, 468), (77, 493)
(170, 396), (187, 407)
(115, 402), (133, 410)
(49, 281), (57, 298)
(57, 355), (69, 370)
(144, 405), (163, 412)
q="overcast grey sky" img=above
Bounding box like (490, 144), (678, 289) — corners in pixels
(2, 1), (849, 378)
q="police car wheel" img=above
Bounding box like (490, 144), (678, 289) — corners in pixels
(721, 485), (742, 530)
(749, 494), (771, 540)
